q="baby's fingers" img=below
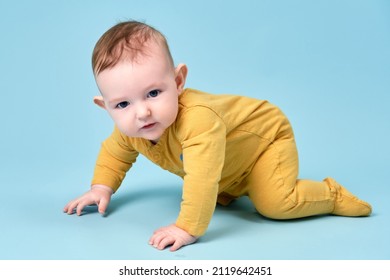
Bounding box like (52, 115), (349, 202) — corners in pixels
(149, 231), (164, 248)
(64, 196), (94, 215)
(64, 200), (79, 215)
(98, 196), (110, 215)
(170, 239), (185, 252)
(76, 199), (95, 216)
(158, 236), (176, 250)
(150, 233), (175, 250)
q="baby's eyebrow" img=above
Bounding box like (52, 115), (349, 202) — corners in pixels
(107, 97), (128, 105)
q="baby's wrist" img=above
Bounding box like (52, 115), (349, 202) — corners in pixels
(91, 184), (114, 195)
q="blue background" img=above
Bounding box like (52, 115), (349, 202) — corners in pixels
(0, 0), (389, 259)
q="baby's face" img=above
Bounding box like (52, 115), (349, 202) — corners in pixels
(95, 43), (183, 143)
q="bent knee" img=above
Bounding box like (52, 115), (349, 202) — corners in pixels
(251, 197), (298, 220)
(256, 206), (295, 220)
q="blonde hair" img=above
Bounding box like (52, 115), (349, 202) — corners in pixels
(92, 21), (174, 75)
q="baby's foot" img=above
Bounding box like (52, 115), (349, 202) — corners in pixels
(325, 178), (372, 217)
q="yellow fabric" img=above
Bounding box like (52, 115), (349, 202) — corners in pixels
(91, 88), (329, 236)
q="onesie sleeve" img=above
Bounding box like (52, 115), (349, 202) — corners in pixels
(91, 126), (139, 192)
(175, 106), (226, 236)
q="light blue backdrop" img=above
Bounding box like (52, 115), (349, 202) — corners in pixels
(0, 0), (389, 259)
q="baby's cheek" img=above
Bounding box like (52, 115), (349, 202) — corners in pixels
(116, 121), (133, 136)
(121, 127), (135, 137)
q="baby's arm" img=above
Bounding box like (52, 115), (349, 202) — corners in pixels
(63, 184), (113, 216)
(64, 127), (138, 216)
(149, 224), (198, 252)
(149, 108), (226, 251)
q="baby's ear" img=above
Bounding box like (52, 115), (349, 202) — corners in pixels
(93, 96), (106, 109)
(175, 63), (188, 92)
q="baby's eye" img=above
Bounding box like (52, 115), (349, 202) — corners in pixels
(147, 90), (161, 98)
(116, 101), (130, 109)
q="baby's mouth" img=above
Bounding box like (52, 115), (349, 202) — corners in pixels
(141, 123), (156, 130)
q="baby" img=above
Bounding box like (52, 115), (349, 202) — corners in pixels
(64, 20), (372, 252)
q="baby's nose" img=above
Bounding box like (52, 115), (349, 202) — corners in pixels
(136, 103), (151, 119)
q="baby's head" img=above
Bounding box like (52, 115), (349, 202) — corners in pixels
(92, 21), (174, 75)
(92, 21), (187, 143)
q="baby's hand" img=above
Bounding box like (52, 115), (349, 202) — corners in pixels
(149, 224), (198, 251)
(63, 184), (113, 216)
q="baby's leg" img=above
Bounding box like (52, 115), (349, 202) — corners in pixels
(245, 136), (371, 219)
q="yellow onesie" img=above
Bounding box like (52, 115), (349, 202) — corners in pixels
(92, 88), (370, 236)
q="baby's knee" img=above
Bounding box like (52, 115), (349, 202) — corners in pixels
(250, 195), (297, 220)
(255, 205), (293, 220)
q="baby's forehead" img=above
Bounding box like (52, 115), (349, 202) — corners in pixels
(125, 40), (174, 69)
(113, 38), (167, 67)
